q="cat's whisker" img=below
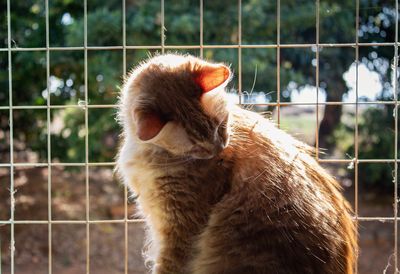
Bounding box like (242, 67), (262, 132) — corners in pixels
(249, 64), (258, 96)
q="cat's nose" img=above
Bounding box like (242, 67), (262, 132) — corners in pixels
(215, 136), (228, 151)
(214, 141), (226, 154)
(221, 137), (229, 149)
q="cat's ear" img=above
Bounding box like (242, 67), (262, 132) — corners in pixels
(135, 112), (166, 141)
(194, 64), (231, 93)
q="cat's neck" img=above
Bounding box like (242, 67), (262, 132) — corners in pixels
(125, 134), (218, 168)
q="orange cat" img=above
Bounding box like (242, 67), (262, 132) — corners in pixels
(116, 54), (357, 274)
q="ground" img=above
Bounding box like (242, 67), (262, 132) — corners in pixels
(0, 166), (147, 274)
(0, 165), (398, 274)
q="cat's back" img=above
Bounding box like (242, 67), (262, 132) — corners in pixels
(191, 106), (356, 274)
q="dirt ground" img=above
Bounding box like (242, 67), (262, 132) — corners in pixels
(0, 166), (398, 274)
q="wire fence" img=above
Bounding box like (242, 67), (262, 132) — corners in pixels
(0, 0), (399, 273)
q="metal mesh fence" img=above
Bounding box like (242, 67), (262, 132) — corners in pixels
(0, 0), (399, 273)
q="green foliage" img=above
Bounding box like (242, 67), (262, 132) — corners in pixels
(0, 0), (398, 167)
(51, 108), (85, 163)
(356, 106), (397, 189)
(336, 104), (398, 191)
(357, 106), (396, 160)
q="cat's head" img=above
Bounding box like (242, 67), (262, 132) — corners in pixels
(120, 54), (233, 159)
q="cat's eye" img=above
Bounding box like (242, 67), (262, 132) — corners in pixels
(217, 118), (228, 135)
(218, 121), (227, 129)
(218, 114), (229, 128)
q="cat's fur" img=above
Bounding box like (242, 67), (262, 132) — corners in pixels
(116, 54), (357, 274)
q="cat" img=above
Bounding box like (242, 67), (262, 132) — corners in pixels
(116, 53), (357, 274)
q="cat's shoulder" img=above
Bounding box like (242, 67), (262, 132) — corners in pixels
(229, 105), (314, 161)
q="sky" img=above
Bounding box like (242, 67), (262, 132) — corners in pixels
(290, 63), (383, 103)
(227, 62), (387, 105)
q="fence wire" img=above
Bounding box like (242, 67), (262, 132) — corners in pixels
(1, 0), (400, 273)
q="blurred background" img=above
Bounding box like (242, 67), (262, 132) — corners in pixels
(0, 0), (400, 273)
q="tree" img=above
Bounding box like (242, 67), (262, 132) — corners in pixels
(0, 0), (398, 163)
